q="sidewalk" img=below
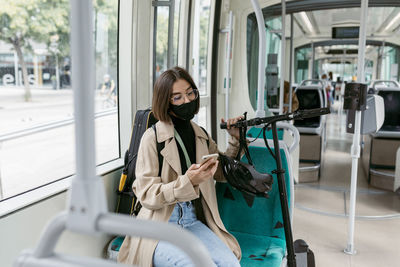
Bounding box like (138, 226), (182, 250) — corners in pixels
(0, 86), (74, 109)
(0, 86), (110, 134)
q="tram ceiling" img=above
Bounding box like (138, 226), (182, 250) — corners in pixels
(296, 40), (400, 50)
(255, 1), (400, 42)
(265, 0), (400, 15)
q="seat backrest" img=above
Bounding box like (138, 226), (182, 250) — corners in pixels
(294, 87), (323, 130)
(377, 89), (400, 133)
(216, 139), (294, 239)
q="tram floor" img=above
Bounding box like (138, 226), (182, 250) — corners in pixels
(293, 102), (400, 267)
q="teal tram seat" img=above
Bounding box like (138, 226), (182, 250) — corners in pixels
(216, 138), (294, 267)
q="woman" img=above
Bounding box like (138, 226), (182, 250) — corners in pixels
(118, 66), (242, 266)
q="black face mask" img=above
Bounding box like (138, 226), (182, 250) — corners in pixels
(170, 99), (198, 121)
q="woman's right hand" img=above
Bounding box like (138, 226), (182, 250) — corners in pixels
(186, 159), (219, 186)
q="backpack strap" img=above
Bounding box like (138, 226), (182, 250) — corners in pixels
(199, 126), (210, 149)
(152, 124), (165, 177)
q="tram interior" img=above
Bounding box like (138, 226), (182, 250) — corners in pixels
(0, 0), (400, 267)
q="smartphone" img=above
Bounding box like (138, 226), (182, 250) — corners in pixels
(200, 153), (219, 165)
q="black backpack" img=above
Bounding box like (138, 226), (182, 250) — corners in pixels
(116, 108), (162, 215)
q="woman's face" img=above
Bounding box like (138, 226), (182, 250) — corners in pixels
(170, 79), (196, 106)
(168, 78), (199, 120)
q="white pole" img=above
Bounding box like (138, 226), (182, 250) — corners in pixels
(192, 0), (200, 85)
(70, 0), (96, 183)
(55, 55), (60, 90)
(225, 11), (233, 144)
(345, 0), (368, 255)
(279, 0), (286, 115)
(250, 0), (266, 118)
(66, 0), (107, 233)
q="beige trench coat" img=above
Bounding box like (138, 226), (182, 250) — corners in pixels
(117, 120), (242, 266)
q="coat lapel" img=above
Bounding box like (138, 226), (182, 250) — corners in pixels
(156, 121), (182, 175)
(161, 140), (182, 175)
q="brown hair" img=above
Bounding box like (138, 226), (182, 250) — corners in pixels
(152, 66), (199, 121)
(283, 80), (299, 113)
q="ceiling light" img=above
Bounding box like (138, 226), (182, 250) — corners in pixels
(299, 11), (314, 34)
(384, 12), (400, 32)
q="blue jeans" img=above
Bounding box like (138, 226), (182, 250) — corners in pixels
(153, 202), (240, 267)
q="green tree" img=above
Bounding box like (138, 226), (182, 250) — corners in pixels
(0, 0), (69, 101)
(155, 12), (169, 70)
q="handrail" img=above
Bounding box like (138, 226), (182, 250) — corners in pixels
(370, 168), (395, 178)
(299, 79), (324, 88)
(299, 164), (320, 172)
(372, 80), (400, 89)
(15, 212), (215, 267)
(0, 108), (117, 143)
(276, 122), (300, 154)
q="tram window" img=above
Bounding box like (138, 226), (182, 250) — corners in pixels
(153, 0), (181, 82)
(155, 6), (170, 79)
(197, 106), (207, 129)
(295, 47), (312, 84)
(379, 91), (400, 131)
(381, 46), (399, 81)
(0, 0), (119, 201)
(247, 14), (282, 112)
(191, 0), (211, 95)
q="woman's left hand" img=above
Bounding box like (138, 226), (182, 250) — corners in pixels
(221, 115), (244, 140)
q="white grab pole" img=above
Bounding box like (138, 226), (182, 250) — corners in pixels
(345, 0), (368, 255)
(225, 11), (233, 145)
(70, 0), (96, 184)
(250, 0), (266, 118)
(66, 0), (108, 233)
(279, 0), (286, 115)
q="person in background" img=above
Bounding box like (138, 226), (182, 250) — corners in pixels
(283, 80), (299, 113)
(328, 72), (335, 101)
(118, 66), (242, 267)
(100, 74), (117, 105)
(321, 73), (333, 108)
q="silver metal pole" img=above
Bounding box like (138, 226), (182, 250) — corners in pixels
(167, 0), (175, 68)
(279, 0), (286, 115)
(0, 142), (3, 200)
(345, 0), (369, 255)
(311, 41), (315, 79)
(225, 11), (233, 145)
(66, 0), (108, 233)
(70, 0), (96, 183)
(289, 13), (293, 113)
(250, 0), (266, 118)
